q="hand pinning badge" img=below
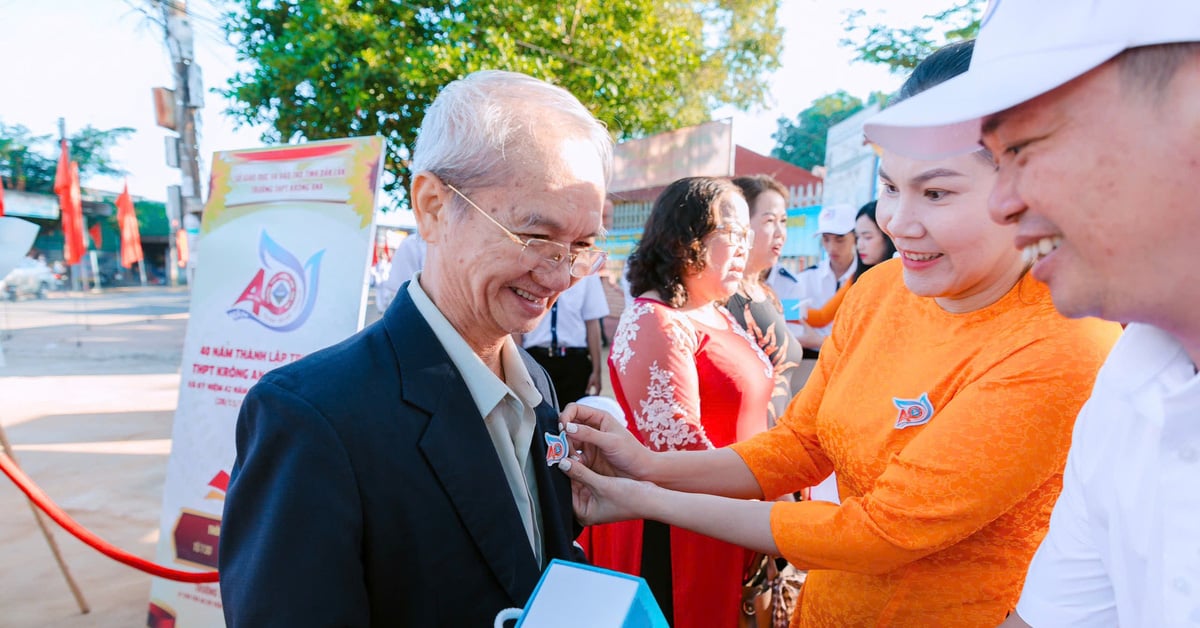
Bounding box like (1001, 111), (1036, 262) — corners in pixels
(545, 431), (570, 467)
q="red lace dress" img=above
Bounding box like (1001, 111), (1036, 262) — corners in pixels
(584, 297), (774, 627)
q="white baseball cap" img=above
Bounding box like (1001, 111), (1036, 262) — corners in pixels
(816, 204), (856, 236)
(864, 0), (1200, 159)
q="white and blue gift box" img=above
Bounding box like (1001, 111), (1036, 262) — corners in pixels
(494, 559), (669, 628)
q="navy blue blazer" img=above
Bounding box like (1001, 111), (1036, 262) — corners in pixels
(219, 285), (585, 626)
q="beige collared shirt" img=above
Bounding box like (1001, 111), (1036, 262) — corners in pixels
(407, 272), (545, 566)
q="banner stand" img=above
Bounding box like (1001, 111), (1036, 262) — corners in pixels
(147, 136), (386, 625)
(0, 422), (89, 614)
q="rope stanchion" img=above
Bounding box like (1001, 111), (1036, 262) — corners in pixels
(0, 425), (90, 614)
(0, 451), (219, 584)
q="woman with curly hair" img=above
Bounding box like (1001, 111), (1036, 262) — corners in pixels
(585, 176), (774, 628)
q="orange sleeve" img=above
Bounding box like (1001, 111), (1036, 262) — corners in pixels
(761, 325), (1118, 575)
(804, 278), (852, 328)
(729, 318), (842, 497)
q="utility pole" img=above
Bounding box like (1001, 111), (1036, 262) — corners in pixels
(157, 0), (204, 287)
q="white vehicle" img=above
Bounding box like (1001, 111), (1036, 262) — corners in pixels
(1, 257), (57, 300)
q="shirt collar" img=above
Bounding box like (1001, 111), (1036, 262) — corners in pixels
(1107, 323), (1198, 396)
(817, 257), (858, 283)
(773, 265), (799, 283)
(407, 272), (544, 416)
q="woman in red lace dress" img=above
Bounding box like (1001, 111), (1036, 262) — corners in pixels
(588, 176), (774, 627)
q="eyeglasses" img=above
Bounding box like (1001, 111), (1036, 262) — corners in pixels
(445, 182), (608, 278)
(712, 223), (754, 248)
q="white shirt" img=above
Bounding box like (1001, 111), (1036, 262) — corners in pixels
(521, 274), (609, 349)
(768, 258), (856, 339)
(406, 272), (546, 565)
(376, 234), (427, 313)
(1017, 323), (1200, 627)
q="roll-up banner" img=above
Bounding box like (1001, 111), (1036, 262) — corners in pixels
(147, 136), (385, 626)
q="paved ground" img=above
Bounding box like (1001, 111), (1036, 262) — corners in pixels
(0, 286), (616, 627)
(0, 287), (386, 627)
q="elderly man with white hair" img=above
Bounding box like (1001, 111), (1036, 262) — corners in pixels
(220, 70), (613, 626)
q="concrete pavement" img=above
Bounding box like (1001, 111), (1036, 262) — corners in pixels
(1, 287), (189, 627)
(0, 284), (620, 627)
(0, 287), (382, 627)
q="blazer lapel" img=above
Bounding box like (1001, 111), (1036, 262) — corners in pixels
(529, 400), (579, 559)
(519, 350), (582, 560)
(386, 288), (541, 605)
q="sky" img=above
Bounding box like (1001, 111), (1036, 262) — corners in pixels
(0, 0), (953, 209)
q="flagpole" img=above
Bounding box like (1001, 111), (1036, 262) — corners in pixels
(58, 119), (90, 339)
(117, 182), (148, 288)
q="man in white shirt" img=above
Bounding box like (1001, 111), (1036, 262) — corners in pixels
(865, 1), (1200, 625)
(374, 232), (426, 313)
(768, 203), (857, 354)
(520, 273), (609, 409)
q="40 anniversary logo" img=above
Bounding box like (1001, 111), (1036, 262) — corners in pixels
(228, 231), (324, 332)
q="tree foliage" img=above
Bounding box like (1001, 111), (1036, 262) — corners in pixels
(770, 90), (865, 171)
(0, 120), (134, 194)
(841, 0), (983, 74)
(218, 0), (783, 202)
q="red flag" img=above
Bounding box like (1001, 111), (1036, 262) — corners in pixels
(88, 222), (102, 249)
(0, 175), (7, 217)
(54, 140), (86, 266)
(176, 228), (189, 268)
(116, 182), (143, 268)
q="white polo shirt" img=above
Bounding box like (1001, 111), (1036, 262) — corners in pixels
(768, 258), (856, 339)
(1016, 323), (1200, 627)
(521, 274), (609, 350)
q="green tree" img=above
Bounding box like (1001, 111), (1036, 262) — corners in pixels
(770, 90), (864, 171)
(841, 0), (983, 74)
(0, 120), (134, 193)
(69, 125), (137, 181)
(218, 0), (783, 202)
(0, 122), (54, 193)
(96, 195), (169, 239)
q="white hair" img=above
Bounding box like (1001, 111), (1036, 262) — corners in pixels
(410, 70), (613, 191)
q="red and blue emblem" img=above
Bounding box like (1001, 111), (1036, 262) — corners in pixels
(545, 431), (570, 467)
(892, 393), (935, 429)
(228, 231), (324, 332)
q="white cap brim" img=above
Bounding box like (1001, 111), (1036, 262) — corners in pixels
(863, 42), (1125, 160)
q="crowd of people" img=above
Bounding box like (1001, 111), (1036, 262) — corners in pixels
(218, 1), (1200, 626)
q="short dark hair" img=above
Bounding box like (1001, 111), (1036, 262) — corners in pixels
(731, 175), (789, 217)
(627, 177), (739, 307)
(1116, 42), (1200, 99)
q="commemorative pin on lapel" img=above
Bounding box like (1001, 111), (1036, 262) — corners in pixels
(545, 431), (571, 467)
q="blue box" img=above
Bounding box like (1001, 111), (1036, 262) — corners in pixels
(496, 559), (668, 628)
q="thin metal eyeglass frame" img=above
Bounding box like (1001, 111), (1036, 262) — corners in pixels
(444, 182), (608, 278)
(712, 222), (754, 248)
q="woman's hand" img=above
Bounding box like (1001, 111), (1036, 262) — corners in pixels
(558, 402), (655, 481)
(559, 457), (656, 525)
(585, 371), (602, 397)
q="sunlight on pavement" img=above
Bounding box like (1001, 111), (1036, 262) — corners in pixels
(11, 439), (172, 456)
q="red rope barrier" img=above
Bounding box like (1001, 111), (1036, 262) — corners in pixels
(0, 452), (220, 583)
